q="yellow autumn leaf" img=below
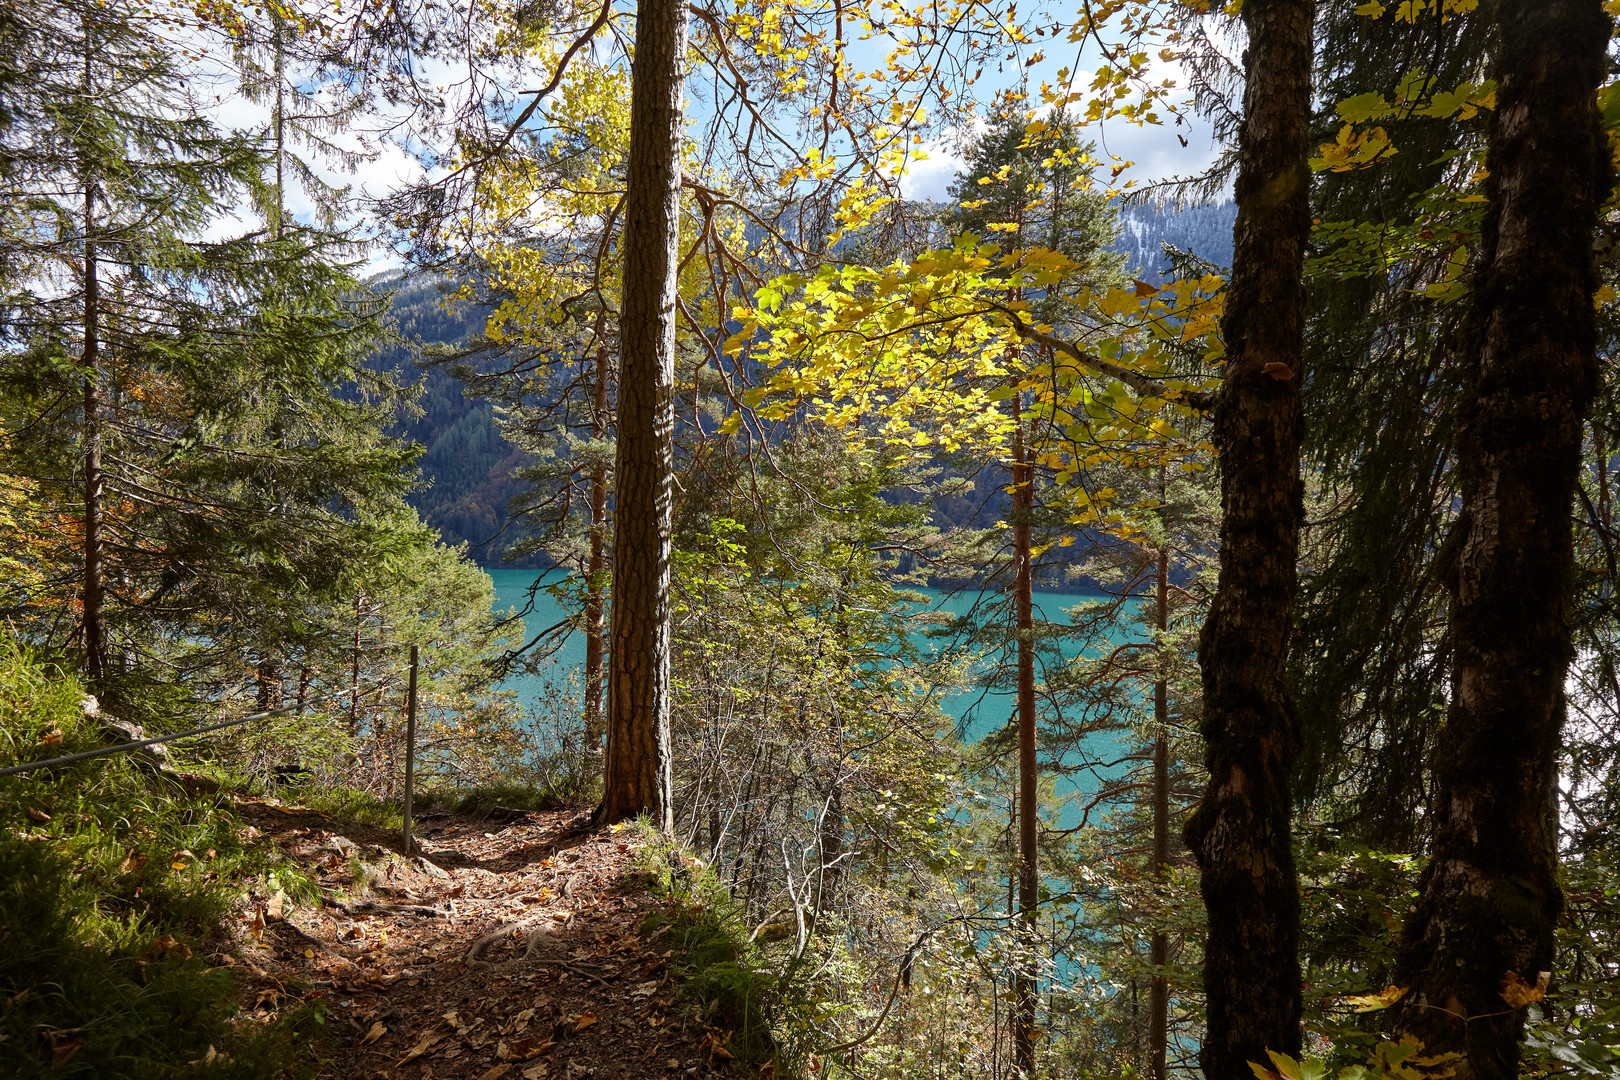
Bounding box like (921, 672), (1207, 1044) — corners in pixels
(1344, 984), (1407, 1012)
(1500, 970), (1550, 1008)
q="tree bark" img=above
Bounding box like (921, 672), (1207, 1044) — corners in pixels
(349, 590), (364, 737)
(1149, 532), (1170, 1080)
(1182, 3), (1313, 1078)
(1013, 415), (1038, 1076)
(81, 101), (106, 691)
(584, 317), (611, 751)
(1392, 6), (1613, 1080)
(599, 0), (684, 830)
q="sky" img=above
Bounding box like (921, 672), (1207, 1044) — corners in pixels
(184, 5), (1233, 268)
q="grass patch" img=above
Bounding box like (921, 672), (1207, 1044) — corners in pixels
(0, 639), (326, 1078)
(289, 784), (403, 829)
(423, 780), (568, 817)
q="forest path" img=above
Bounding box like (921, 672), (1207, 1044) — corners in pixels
(227, 798), (746, 1080)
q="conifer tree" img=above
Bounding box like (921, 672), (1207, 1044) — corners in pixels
(0, 0), (414, 703)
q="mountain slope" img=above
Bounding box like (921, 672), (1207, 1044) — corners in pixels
(377, 202), (1237, 559)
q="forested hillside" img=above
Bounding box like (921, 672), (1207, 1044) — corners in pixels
(394, 201), (1238, 561)
(4, 1), (1620, 1079)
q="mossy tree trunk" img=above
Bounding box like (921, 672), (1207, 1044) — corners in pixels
(1392, 5), (1613, 1079)
(1182, 2), (1313, 1078)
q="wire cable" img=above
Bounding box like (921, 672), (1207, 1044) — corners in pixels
(0, 667), (412, 779)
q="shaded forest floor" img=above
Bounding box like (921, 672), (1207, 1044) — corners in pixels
(227, 798), (753, 1080)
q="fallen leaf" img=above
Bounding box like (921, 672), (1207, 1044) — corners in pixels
(479, 1066), (513, 1080)
(361, 1021), (387, 1045)
(266, 889), (287, 921)
(40, 729), (63, 746)
(47, 1030), (82, 1065)
(119, 849), (147, 874)
(573, 1013), (597, 1033)
(504, 1037), (554, 1060)
(28, 807), (51, 822)
(303, 948), (315, 959)
(142, 935), (193, 964)
(397, 1029), (447, 1065)
(522, 1065), (549, 1080)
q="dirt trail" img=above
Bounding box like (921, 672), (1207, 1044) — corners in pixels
(226, 799), (748, 1080)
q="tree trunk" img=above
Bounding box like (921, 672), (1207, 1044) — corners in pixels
(1181, 3), (1313, 1078)
(81, 111), (106, 691)
(349, 590), (364, 737)
(1392, 6), (1612, 1080)
(599, 0), (684, 830)
(1149, 535), (1170, 1080)
(256, 654), (283, 711)
(584, 318), (611, 751)
(1012, 415), (1038, 1076)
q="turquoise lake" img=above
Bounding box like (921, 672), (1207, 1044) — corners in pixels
(485, 567), (1139, 807)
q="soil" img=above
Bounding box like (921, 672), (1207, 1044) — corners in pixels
(223, 798), (753, 1080)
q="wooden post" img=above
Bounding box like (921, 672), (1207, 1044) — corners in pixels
(402, 644), (419, 853)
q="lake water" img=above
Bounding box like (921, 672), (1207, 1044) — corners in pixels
(486, 567), (1137, 798)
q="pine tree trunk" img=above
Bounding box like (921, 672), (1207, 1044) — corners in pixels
(1392, 6), (1612, 1079)
(1181, 2), (1313, 1078)
(1149, 538), (1170, 1080)
(81, 142), (106, 690)
(256, 655), (283, 711)
(349, 591), (364, 737)
(1012, 417), (1038, 1076)
(584, 323), (610, 751)
(600, 0), (684, 829)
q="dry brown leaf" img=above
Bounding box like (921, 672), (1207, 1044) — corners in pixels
(360, 1021), (387, 1045)
(118, 849), (147, 874)
(573, 1012), (597, 1033)
(27, 807), (51, 822)
(521, 1065), (549, 1080)
(1263, 362), (1295, 381)
(503, 1037), (554, 1060)
(40, 729), (63, 746)
(266, 889), (287, 921)
(478, 1065), (512, 1080)
(397, 1028), (448, 1065)
(46, 1029), (82, 1066)
(141, 935), (192, 965)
